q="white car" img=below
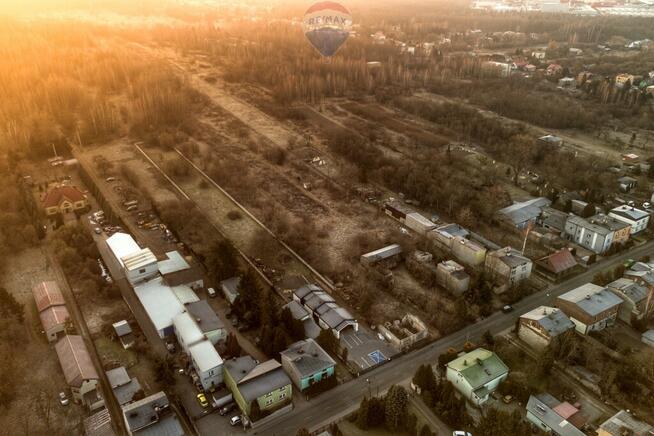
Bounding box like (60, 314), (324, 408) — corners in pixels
(453, 432), (472, 436)
(230, 415), (242, 426)
(59, 392), (69, 406)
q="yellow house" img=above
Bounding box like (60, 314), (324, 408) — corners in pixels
(42, 185), (89, 216)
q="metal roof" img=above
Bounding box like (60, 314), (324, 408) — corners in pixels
(557, 284), (623, 316)
(238, 360), (291, 403)
(447, 348), (509, 389)
(185, 300), (224, 333)
(538, 249), (578, 274)
(283, 300), (310, 321)
(599, 410), (654, 435)
(189, 340), (223, 373)
(498, 197), (551, 225)
(106, 366), (131, 388)
(610, 205), (650, 221)
(55, 335), (99, 388)
(173, 311), (205, 347)
(32, 281), (65, 312)
(588, 214), (630, 232)
(122, 391), (171, 433)
(122, 248), (157, 272)
(157, 251), (190, 275)
(361, 244), (403, 262)
(134, 277), (189, 333)
(520, 306), (575, 337)
(607, 278), (649, 304)
(281, 338), (336, 378)
(106, 233), (140, 267)
(83, 409), (115, 436)
(436, 223), (470, 238)
(39, 305), (70, 332)
(294, 284), (322, 301)
(526, 394), (585, 436)
(566, 216), (613, 236)
(112, 320), (132, 337)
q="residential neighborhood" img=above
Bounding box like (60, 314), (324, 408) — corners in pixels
(1, 2), (654, 436)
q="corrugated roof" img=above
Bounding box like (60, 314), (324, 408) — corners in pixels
(447, 348), (509, 389)
(189, 340), (223, 373)
(83, 408), (115, 436)
(498, 197), (551, 225)
(557, 284), (623, 316)
(39, 305), (70, 332)
(55, 335), (99, 388)
(106, 233), (140, 267)
(122, 248), (157, 272)
(32, 281), (65, 312)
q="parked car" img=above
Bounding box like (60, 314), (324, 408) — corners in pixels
(94, 227), (102, 235)
(644, 202), (651, 209)
(502, 305), (514, 313)
(503, 395), (513, 404)
(453, 432), (471, 436)
(105, 177), (116, 182)
(126, 205), (138, 212)
(207, 287), (216, 298)
(230, 416), (242, 426)
(58, 392), (69, 406)
(219, 403), (236, 416)
(196, 393), (209, 408)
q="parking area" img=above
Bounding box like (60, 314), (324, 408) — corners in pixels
(340, 327), (398, 373)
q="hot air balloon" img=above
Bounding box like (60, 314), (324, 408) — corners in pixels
(302, 1), (352, 57)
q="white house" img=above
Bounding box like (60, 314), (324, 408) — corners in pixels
(105, 232), (140, 268)
(609, 205), (650, 234)
(189, 340), (224, 391)
(134, 276), (197, 338)
(122, 248), (159, 286)
(446, 348), (509, 405)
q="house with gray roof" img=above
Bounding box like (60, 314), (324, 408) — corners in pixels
(185, 300), (226, 344)
(598, 410), (653, 436)
(539, 207), (569, 235)
(121, 391), (184, 436)
(55, 335), (101, 408)
(526, 393), (586, 436)
(445, 348), (509, 405)
(106, 366), (142, 406)
(485, 247), (532, 292)
(497, 197), (551, 229)
(220, 276), (241, 305)
(564, 215), (617, 254)
(282, 300), (321, 339)
(281, 338), (336, 392)
(293, 285), (358, 339)
(224, 356), (292, 420)
(84, 408), (115, 436)
(518, 306), (575, 351)
(556, 284), (623, 334)
(606, 278), (651, 323)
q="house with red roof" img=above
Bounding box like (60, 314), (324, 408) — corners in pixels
(42, 184), (89, 216)
(31, 281), (70, 342)
(536, 249), (579, 281)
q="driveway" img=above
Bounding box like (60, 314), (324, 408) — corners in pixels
(340, 327), (398, 373)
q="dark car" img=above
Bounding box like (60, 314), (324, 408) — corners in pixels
(219, 403), (236, 416)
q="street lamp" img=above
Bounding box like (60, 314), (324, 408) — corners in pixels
(366, 378), (371, 397)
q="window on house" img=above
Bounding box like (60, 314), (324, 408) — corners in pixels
(280, 393), (286, 399)
(139, 268), (146, 274)
(266, 399), (273, 406)
(266, 392), (273, 397)
(279, 386), (286, 391)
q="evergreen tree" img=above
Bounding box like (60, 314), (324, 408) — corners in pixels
(296, 428), (311, 436)
(384, 385), (408, 431)
(224, 332), (241, 358)
(419, 424), (433, 436)
(250, 400), (262, 422)
(356, 396), (370, 429)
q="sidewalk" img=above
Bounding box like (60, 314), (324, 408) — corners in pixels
(408, 393), (452, 436)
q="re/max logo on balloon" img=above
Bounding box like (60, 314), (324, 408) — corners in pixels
(304, 16), (350, 27)
(302, 1), (352, 58)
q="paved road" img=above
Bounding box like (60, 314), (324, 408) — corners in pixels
(253, 240), (654, 435)
(408, 394), (452, 435)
